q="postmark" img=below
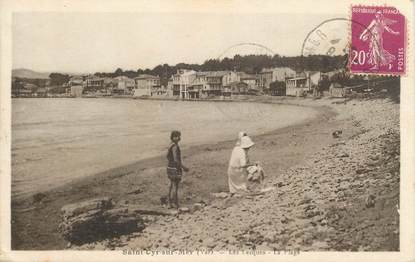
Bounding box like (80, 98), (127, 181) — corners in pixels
(302, 18), (351, 58)
(350, 5), (406, 75)
(301, 18), (370, 70)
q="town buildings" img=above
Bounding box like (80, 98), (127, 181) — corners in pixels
(202, 71), (229, 97)
(258, 67), (296, 93)
(170, 69), (259, 99)
(70, 85), (84, 97)
(11, 77), (51, 97)
(68, 76), (85, 86)
(171, 69), (197, 99)
(134, 74), (161, 97)
(113, 76), (135, 95)
(12, 65), (347, 99)
(84, 75), (105, 91)
(285, 71), (323, 96)
(237, 72), (258, 92)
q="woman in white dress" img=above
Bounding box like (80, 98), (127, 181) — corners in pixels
(227, 132), (254, 194)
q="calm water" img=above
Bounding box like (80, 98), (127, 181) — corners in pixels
(12, 98), (317, 198)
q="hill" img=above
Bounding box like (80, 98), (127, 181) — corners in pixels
(12, 68), (50, 79)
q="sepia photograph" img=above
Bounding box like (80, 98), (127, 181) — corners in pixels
(1, 0), (414, 261)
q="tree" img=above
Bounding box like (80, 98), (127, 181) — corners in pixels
(49, 73), (70, 86)
(114, 68), (124, 77)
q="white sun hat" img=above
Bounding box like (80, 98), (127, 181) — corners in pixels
(240, 136), (254, 149)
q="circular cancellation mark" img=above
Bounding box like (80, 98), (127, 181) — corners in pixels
(301, 18), (372, 69)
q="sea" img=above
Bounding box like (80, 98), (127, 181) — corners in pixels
(11, 98), (317, 198)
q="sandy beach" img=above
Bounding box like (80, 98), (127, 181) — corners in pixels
(11, 96), (399, 251)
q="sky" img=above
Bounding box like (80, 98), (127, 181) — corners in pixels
(13, 12), (343, 74)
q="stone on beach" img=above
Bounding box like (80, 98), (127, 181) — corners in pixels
(212, 192), (229, 199)
(61, 197), (113, 219)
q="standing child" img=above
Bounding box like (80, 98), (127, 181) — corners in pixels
(166, 130), (189, 208)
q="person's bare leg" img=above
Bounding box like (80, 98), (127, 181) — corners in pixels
(174, 180), (180, 208)
(168, 180), (174, 208)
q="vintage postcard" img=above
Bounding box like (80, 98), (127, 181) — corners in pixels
(0, 0), (414, 261)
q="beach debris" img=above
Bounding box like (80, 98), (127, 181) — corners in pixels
(15, 206), (37, 213)
(61, 197), (113, 219)
(260, 186), (275, 193)
(297, 196), (312, 206)
(365, 194), (376, 208)
(178, 207), (190, 213)
(127, 205), (172, 216)
(118, 200), (129, 206)
(204, 237), (217, 248)
(356, 168), (369, 174)
(169, 210), (179, 216)
(32, 192), (47, 203)
(338, 152), (350, 158)
(332, 130), (343, 138)
(212, 192), (229, 199)
(127, 188), (143, 195)
(274, 181), (285, 188)
(330, 141), (346, 147)
(320, 219), (328, 226)
(59, 197), (145, 244)
(192, 203), (204, 212)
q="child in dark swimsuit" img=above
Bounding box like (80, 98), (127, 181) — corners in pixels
(166, 130), (189, 208)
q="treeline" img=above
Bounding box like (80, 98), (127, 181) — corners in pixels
(93, 54), (347, 86)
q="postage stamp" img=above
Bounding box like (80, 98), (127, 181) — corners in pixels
(1, 0), (415, 261)
(350, 5), (406, 75)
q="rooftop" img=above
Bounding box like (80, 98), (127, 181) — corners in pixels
(135, 74), (159, 79)
(286, 77), (308, 80)
(237, 72), (257, 79)
(260, 67), (295, 73)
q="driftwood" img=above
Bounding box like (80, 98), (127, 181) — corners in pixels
(125, 205), (173, 216)
(59, 197), (145, 244)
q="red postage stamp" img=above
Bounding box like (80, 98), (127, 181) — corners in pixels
(350, 5), (406, 75)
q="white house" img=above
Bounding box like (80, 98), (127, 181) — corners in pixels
(258, 67), (296, 92)
(134, 74), (161, 97)
(112, 76), (135, 95)
(171, 69), (197, 99)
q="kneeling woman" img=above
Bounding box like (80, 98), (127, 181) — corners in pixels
(227, 132), (255, 194)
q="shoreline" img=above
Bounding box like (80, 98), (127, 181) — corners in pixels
(11, 97), (335, 250)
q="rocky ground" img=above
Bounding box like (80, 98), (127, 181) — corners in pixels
(75, 98), (400, 251)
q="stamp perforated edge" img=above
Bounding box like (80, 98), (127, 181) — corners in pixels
(348, 4), (409, 77)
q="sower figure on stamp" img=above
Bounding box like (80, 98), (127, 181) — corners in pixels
(359, 10), (400, 70)
(166, 130), (189, 209)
